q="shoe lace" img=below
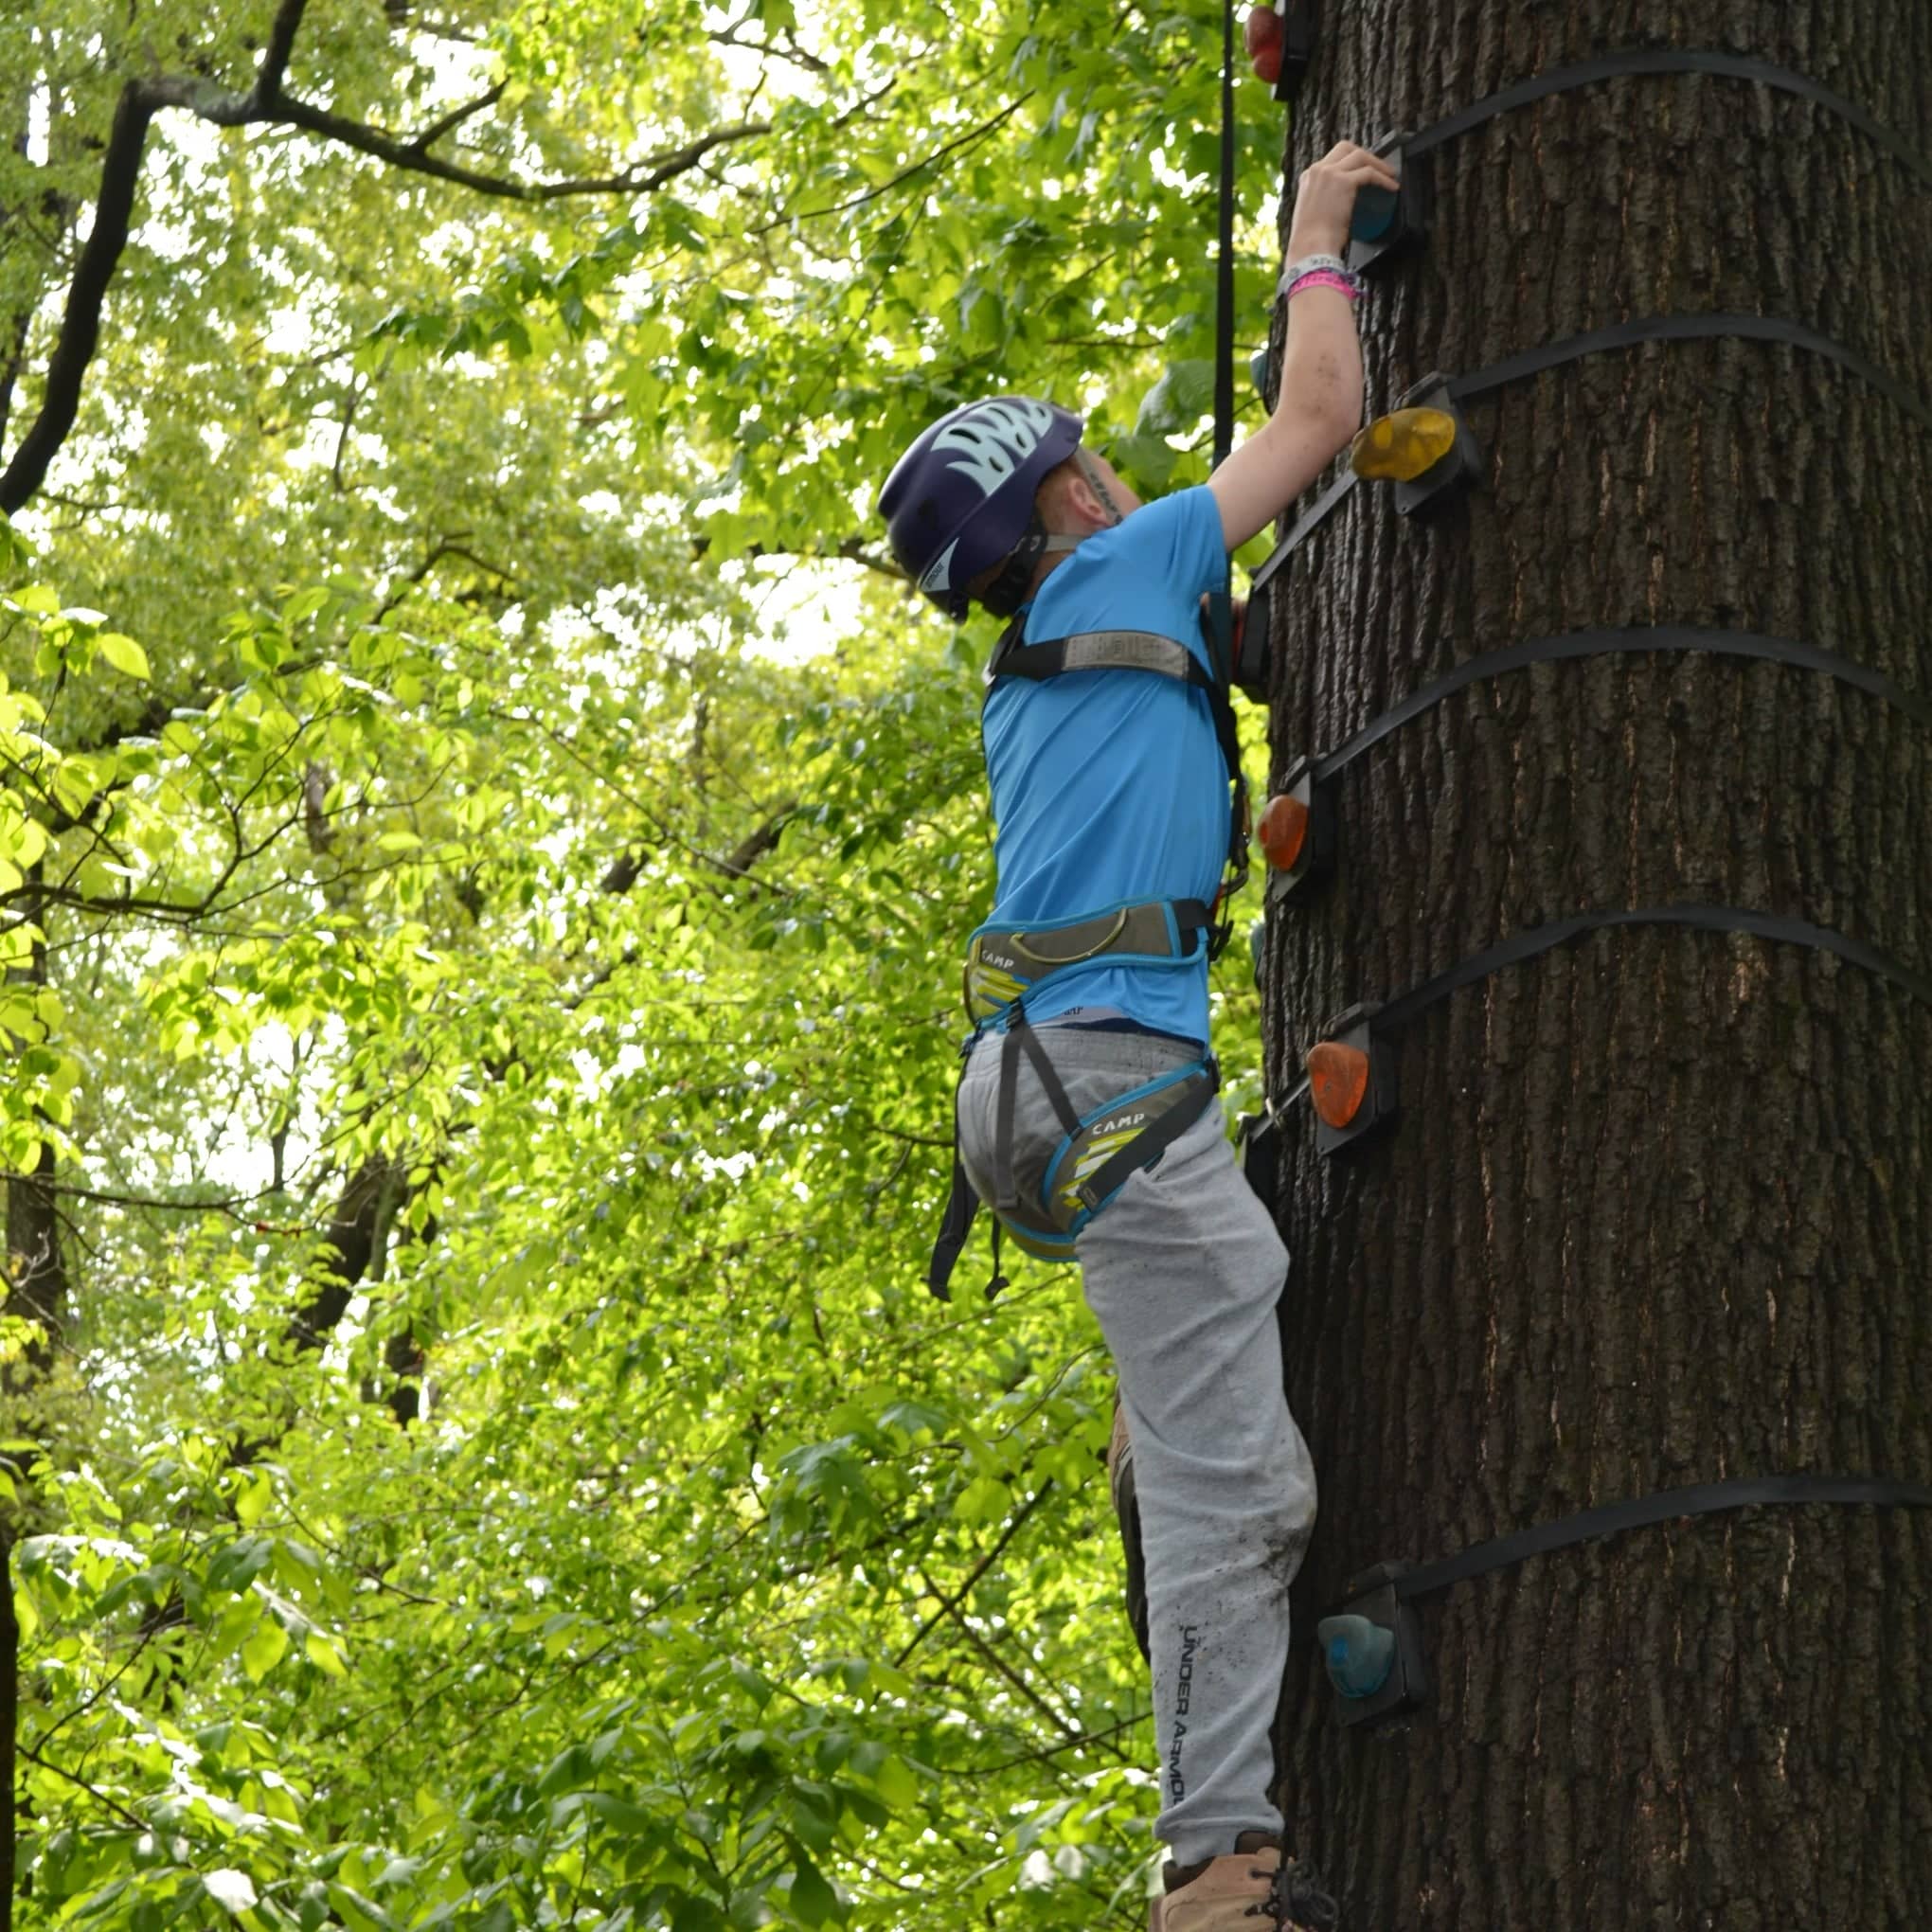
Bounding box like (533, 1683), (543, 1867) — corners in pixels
(1243, 1858), (1338, 1929)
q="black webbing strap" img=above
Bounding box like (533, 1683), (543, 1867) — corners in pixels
(1076, 1059), (1221, 1211)
(1244, 312), (1930, 592)
(1386, 1475), (1932, 1604)
(1247, 467), (1360, 594)
(1404, 47), (1932, 187)
(1446, 311), (1932, 435)
(1011, 1013), (1084, 1143)
(927, 1146), (977, 1303)
(1373, 903), (1932, 1038)
(1306, 625), (1932, 785)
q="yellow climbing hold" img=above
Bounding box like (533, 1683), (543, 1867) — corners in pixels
(1350, 406), (1459, 482)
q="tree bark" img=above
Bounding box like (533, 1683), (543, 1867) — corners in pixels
(1261, 3), (1932, 1924)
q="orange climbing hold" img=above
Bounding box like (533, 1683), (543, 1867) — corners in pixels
(1305, 1039), (1371, 1130)
(1258, 790), (1310, 871)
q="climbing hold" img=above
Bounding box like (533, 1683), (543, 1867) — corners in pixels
(1347, 130), (1428, 277)
(1304, 1004), (1396, 1155)
(1243, 3), (1285, 84)
(1259, 757), (1333, 899)
(1319, 1562), (1430, 1728)
(1305, 1040), (1369, 1129)
(1259, 791), (1310, 870)
(1381, 373), (1482, 517)
(1316, 1614), (1396, 1698)
(1351, 407), (1458, 482)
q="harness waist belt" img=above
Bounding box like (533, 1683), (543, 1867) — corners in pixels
(963, 897), (1213, 1025)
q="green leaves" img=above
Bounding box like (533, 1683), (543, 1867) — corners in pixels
(5, 0), (1281, 1923)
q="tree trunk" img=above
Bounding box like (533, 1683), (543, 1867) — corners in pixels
(1260, 3), (1932, 1924)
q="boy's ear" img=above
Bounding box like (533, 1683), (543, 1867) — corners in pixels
(1062, 471), (1110, 530)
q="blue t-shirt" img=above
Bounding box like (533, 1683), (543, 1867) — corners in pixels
(979, 485), (1230, 1047)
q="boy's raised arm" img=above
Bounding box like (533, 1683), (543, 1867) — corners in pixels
(1208, 139), (1400, 553)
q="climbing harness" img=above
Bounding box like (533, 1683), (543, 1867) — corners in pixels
(1316, 1475), (1932, 1726)
(964, 894), (1221, 1026)
(926, 988), (1221, 1298)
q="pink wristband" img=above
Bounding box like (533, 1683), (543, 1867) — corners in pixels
(1286, 268), (1360, 301)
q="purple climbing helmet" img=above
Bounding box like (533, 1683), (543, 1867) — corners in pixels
(879, 396), (1083, 618)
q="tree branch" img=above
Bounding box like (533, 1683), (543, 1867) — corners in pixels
(0, 83), (158, 514)
(408, 80), (506, 152)
(0, 1), (769, 515)
(268, 97), (770, 202)
(257, 0), (310, 103)
(760, 96), (1029, 232)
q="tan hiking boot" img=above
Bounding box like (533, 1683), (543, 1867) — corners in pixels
(1149, 1832), (1337, 1932)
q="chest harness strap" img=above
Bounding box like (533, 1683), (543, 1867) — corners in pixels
(927, 622), (1249, 1300)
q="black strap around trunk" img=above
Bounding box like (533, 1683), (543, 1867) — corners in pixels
(1386, 1475), (1932, 1604)
(1404, 47), (1932, 185)
(1445, 310), (1932, 434)
(1373, 902), (1932, 1037)
(1301, 624), (1932, 788)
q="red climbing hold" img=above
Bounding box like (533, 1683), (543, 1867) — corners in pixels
(1243, 4), (1284, 84)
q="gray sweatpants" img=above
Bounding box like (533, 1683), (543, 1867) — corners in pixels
(955, 1021), (1317, 1867)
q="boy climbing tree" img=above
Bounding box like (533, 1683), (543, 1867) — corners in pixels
(878, 140), (1398, 1931)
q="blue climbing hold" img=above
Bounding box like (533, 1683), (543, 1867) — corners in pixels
(1316, 1613), (1397, 1698)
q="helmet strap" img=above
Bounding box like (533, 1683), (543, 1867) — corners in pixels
(976, 451), (1118, 617)
(977, 514), (1050, 617)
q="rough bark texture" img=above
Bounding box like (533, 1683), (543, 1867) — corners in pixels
(1261, 4), (1932, 1924)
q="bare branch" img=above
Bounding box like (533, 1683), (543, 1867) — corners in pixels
(269, 96), (770, 202)
(0, 82), (158, 514)
(708, 26), (829, 75)
(760, 95), (1029, 232)
(256, 0), (310, 104)
(408, 80), (506, 152)
(0, 0), (769, 516)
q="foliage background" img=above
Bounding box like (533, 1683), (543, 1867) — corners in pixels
(0, 2), (1287, 1927)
